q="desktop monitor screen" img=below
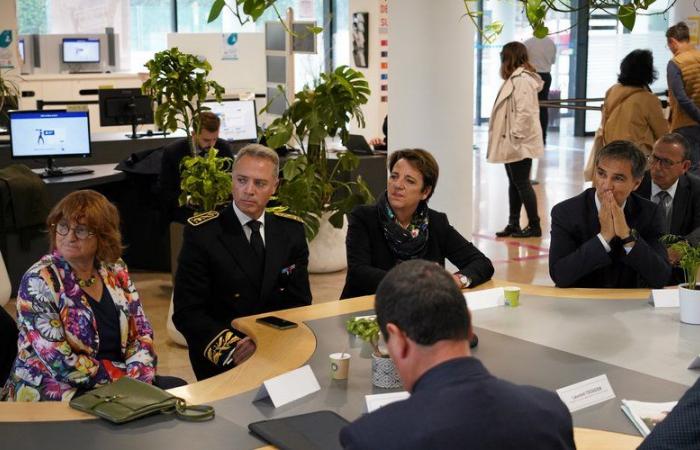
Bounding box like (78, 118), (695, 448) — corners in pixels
(202, 99), (258, 142)
(62, 38), (100, 64)
(9, 110), (91, 159)
(98, 88), (154, 126)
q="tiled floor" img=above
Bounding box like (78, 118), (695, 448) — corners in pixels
(3, 120), (593, 383)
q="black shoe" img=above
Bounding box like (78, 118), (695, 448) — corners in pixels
(496, 224), (521, 237)
(511, 225), (542, 238)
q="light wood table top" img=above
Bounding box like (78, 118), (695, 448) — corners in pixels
(0, 281), (651, 449)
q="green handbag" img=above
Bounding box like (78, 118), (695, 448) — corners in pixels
(69, 377), (215, 424)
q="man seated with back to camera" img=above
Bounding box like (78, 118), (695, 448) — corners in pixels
(549, 140), (671, 288)
(339, 260), (575, 450)
(160, 111), (234, 223)
(636, 133), (700, 284)
(173, 144), (312, 381)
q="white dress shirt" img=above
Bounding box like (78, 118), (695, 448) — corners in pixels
(232, 201), (266, 245)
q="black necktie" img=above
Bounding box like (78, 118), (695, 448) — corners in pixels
(655, 190), (672, 234)
(247, 220), (265, 268)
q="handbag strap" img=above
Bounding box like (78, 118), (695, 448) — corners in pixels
(163, 397), (215, 422)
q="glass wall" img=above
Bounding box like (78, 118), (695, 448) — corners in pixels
(584, 3), (673, 132)
(474, 1), (576, 135)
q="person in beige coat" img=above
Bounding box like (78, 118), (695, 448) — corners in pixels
(488, 41), (544, 238)
(601, 49), (668, 156)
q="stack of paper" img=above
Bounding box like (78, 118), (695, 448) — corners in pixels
(621, 399), (678, 436)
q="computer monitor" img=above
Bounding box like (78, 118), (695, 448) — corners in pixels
(98, 88), (155, 139)
(202, 99), (258, 143)
(62, 38), (100, 64)
(9, 110), (94, 178)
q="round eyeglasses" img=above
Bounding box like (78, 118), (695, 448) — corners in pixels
(53, 222), (95, 240)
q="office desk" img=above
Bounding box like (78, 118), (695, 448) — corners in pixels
(4, 281), (697, 449)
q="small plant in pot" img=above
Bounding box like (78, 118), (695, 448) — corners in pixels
(346, 317), (401, 389)
(662, 235), (700, 324)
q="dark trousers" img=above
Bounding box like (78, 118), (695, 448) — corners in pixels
(0, 307), (17, 386)
(537, 72), (552, 144)
(505, 158), (540, 226)
(153, 375), (188, 389)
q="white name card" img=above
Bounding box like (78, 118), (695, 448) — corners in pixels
(365, 391), (410, 413)
(253, 365), (321, 408)
(464, 288), (505, 311)
(688, 355), (700, 370)
(556, 374), (616, 413)
(651, 289), (679, 308)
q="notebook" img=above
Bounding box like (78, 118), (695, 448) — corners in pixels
(248, 410), (350, 450)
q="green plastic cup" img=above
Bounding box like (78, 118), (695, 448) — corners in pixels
(504, 286), (521, 307)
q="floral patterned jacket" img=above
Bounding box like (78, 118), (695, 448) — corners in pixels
(1, 251), (156, 401)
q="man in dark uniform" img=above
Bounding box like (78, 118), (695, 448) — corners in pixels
(160, 111), (234, 223)
(173, 144), (312, 380)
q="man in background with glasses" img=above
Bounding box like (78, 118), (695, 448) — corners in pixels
(637, 133), (700, 283)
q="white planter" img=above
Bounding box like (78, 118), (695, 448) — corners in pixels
(679, 284), (700, 325)
(307, 212), (347, 273)
(371, 353), (402, 389)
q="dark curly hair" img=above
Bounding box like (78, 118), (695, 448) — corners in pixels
(617, 49), (657, 87)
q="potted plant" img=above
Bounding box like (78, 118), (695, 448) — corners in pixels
(0, 68), (19, 130)
(346, 316), (401, 389)
(662, 235), (700, 324)
(143, 48), (231, 214)
(263, 66), (374, 272)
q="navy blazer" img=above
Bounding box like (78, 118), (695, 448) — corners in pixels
(549, 188), (671, 288)
(173, 204), (311, 380)
(637, 172), (700, 244)
(339, 357), (575, 450)
(340, 204), (494, 299)
(638, 376), (700, 450)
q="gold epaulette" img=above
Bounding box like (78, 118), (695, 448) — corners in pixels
(204, 329), (242, 366)
(273, 211), (304, 223)
(187, 210), (220, 226)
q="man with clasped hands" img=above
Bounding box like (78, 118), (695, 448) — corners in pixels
(549, 140), (671, 288)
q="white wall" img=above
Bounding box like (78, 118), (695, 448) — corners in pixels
(389, 0), (475, 236)
(349, 0), (385, 140)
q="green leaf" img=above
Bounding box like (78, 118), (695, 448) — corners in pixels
(533, 25), (549, 39)
(618, 4), (636, 31)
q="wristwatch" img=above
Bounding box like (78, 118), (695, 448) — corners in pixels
(458, 274), (472, 289)
(620, 228), (639, 245)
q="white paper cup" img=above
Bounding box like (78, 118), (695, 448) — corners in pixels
(329, 352), (351, 380)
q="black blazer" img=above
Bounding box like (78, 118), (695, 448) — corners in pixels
(159, 137), (234, 223)
(340, 204), (494, 299)
(549, 188), (671, 288)
(173, 204), (311, 380)
(637, 171), (700, 244)
(639, 376), (700, 450)
(339, 357), (575, 450)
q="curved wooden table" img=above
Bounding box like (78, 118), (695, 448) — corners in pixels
(0, 280), (652, 449)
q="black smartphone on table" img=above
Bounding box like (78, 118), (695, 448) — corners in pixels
(256, 315), (298, 330)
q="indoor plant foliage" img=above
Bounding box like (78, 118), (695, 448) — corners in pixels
(0, 68), (19, 128)
(346, 317), (382, 357)
(179, 148), (233, 214)
(142, 47), (224, 157)
(263, 66), (374, 240)
(662, 235), (700, 290)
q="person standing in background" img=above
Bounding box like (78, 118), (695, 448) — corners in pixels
(524, 35), (556, 146)
(666, 22), (700, 172)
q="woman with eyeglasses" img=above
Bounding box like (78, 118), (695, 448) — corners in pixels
(488, 41), (544, 238)
(1, 190), (180, 401)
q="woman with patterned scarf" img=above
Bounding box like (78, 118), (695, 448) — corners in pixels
(1, 190), (183, 401)
(341, 149), (494, 300)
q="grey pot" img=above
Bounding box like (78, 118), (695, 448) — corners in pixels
(371, 354), (402, 389)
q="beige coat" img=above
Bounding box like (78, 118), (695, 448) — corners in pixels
(601, 84), (668, 156)
(487, 67), (544, 164)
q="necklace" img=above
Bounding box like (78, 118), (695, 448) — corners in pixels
(76, 273), (97, 288)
